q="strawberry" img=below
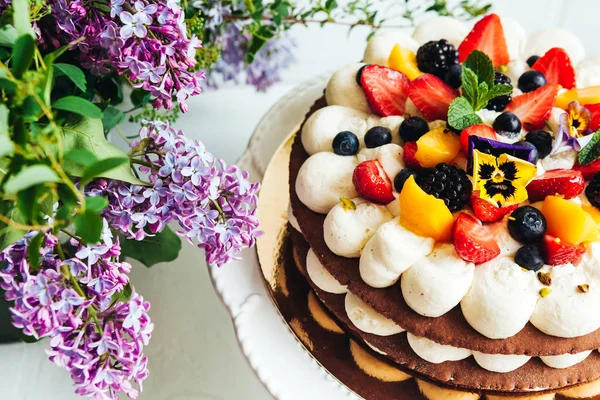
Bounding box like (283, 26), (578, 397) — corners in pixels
(526, 169), (585, 202)
(543, 235), (586, 266)
(402, 141), (420, 169)
(505, 84), (558, 130)
(457, 13), (510, 67)
(453, 212), (501, 264)
(360, 65), (410, 117)
(459, 124), (497, 154)
(586, 103), (600, 131)
(407, 74), (457, 121)
(352, 160), (395, 204)
(574, 159), (600, 181)
(470, 191), (518, 223)
(531, 48), (576, 89)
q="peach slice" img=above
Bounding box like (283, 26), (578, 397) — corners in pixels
(388, 44), (423, 81)
(415, 127), (461, 168)
(542, 196), (598, 244)
(399, 175), (454, 242)
(555, 86), (600, 109)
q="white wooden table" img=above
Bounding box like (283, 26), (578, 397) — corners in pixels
(1, 1), (597, 398)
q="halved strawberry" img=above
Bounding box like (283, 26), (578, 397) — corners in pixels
(360, 65), (410, 117)
(459, 124), (497, 154)
(453, 212), (501, 264)
(402, 141), (420, 169)
(574, 159), (600, 181)
(526, 169), (585, 202)
(352, 160), (395, 204)
(543, 235), (586, 266)
(586, 103), (600, 131)
(457, 13), (510, 67)
(470, 191), (518, 223)
(505, 84), (558, 130)
(407, 74), (457, 121)
(532, 48), (576, 89)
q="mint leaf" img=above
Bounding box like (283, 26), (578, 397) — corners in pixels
(461, 67), (479, 106)
(578, 130), (600, 165)
(488, 84), (513, 99)
(448, 97), (483, 130)
(475, 81), (490, 110)
(464, 50), (494, 87)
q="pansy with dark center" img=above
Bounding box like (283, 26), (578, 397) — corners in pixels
(473, 150), (537, 207)
(553, 101), (593, 152)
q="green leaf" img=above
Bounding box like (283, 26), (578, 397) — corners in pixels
(0, 201), (27, 251)
(0, 104), (13, 157)
(120, 226), (182, 267)
(130, 89), (151, 108)
(447, 97), (483, 130)
(54, 63), (87, 92)
(26, 232), (45, 272)
(12, 0), (33, 37)
(16, 185), (37, 223)
(101, 106), (125, 133)
(3, 165), (60, 194)
(85, 196), (109, 213)
(53, 96), (103, 119)
(81, 157), (128, 184)
(488, 83), (513, 99)
(11, 34), (35, 79)
(0, 25), (18, 47)
(60, 117), (147, 185)
(475, 81), (490, 110)
(64, 149), (99, 167)
(578, 130), (600, 165)
(463, 50), (494, 87)
(461, 67), (478, 106)
(75, 209), (103, 244)
(110, 283), (132, 306)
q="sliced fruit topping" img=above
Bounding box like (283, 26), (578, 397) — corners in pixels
(388, 44), (423, 81)
(402, 141), (420, 169)
(416, 39), (459, 79)
(555, 86), (600, 110)
(415, 163), (472, 212)
(407, 74), (458, 121)
(352, 160), (395, 204)
(393, 169), (417, 192)
(505, 83), (559, 130)
(531, 47), (576, 90)
(525, 130), (553, 159)
(399, 175), (454, 242)
(526, 169), (584, 202)
(542, 195), (598, 245)
(586, 103), (600, 131)
(457, 13), (509, 67)
(470, 190), (518, 223)
(485, 71), (513, 112)
(399, 116), (429, 142)
(576, 159), (600, 181)
(543, 235), (586, 266)
(414, 127), (461, 168)
(460, 124), (497, 154)
(453, 212), (501, 264)
(507, 206), (547, 244)
(360, 65), (410, 117)
(332, 131), (359, 156)
(514, 244), (545, 271)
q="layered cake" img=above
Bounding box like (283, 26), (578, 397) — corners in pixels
(287, 13), (600, 399)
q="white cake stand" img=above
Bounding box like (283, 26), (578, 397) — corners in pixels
(208, 73), (362, 400)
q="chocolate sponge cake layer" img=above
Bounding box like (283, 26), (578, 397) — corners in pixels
(288, 97), (600, 356)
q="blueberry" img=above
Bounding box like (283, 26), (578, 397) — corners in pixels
(518, 70), (547, 93)
(399, 116), (429, 142)
(365, 126), (392, 148)
(356, 64), (369, 87)
(445, 64), (463, 89)
(526, 55), (540, 68)
(515, 245), (545, 271)
(332, 131), (359, 155)
(394, 169), (417, 192)
(525, 130), (553, 159)
(493, 112), (522, 139)
(513, 140), (539, 164)
(508, 206), (547, 244)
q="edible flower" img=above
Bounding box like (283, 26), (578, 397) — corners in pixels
(472, 150), (537, 207)
(553, 101), (593, 152)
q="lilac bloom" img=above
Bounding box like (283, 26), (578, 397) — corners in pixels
(117, 184), (146, 208)
(51, 289), (85, 315)
(119, 11), (148, 39)
(123, 301), (143, 333)
(28, 273), (54, 306)
(134, 0), (158, 23)
(110, 0), (125, 18)
(76, 244), (110, 265)
(142, 179), (167, 206)
(138, 62), (167, 84)
(181, 156), (210, 186)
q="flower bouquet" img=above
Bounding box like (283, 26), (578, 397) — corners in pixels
(0, 0), (490, 398)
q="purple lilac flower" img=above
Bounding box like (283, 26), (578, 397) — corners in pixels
(0, 231), (151, 399)
(89, 120), (262, 267)
(40, 0), (204, 111)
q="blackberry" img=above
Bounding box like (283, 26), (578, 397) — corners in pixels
(585, 172), (600, 210)
(416, 163), (472, 212)
(416, 39), (459, 79)
(485, 71), (513, 111)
